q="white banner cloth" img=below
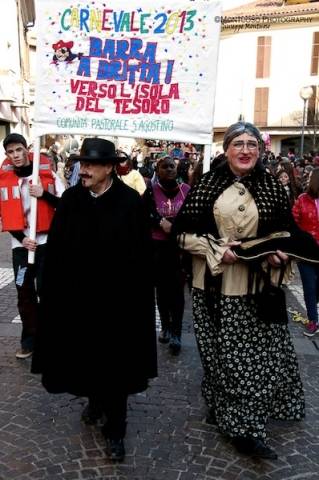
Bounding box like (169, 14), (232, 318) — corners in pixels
(33, 0), (221, 143)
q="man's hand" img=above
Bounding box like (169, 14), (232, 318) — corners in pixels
(22, 237), (37, 251)
(222, 240), (241, 265)
(29, 182), (43, 198)
(267, 249), (289, 267)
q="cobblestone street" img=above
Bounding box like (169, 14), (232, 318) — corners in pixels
(0, 233), (318, 480)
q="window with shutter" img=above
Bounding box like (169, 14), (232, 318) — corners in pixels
(307, 85), (317, 125)
(311, 32), (319, 75)
(256, 36), (271, 79)
(254, 88), (269, 127)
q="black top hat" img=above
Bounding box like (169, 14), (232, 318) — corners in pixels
(233, 230), (319, 263)
(76, 138), (121, 165)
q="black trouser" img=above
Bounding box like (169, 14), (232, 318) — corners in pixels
(89, 393), (128, 439)
(153, 240), (185, 337)
(12, 245), (46, 350)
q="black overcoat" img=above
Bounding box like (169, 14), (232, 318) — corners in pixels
(32, 177), (157, 396)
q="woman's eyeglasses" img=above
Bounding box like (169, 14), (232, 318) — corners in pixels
(231, 141), (259, 151)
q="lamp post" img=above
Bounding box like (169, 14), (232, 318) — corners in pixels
(299, 86), (314, 159)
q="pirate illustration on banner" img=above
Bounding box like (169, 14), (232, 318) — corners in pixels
(51, 40), (82, 65)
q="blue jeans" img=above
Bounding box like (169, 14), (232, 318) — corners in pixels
(298, 262), (319, 324)
(12, 244), (46, 350)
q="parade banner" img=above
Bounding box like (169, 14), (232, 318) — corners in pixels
(33, 0), (221, 143)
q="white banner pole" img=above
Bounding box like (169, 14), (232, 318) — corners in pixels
(203, 144), (212, 174)
(28, 136), (41, 264)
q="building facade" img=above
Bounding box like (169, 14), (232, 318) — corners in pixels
(213, 0), (319, 156)
(3, 0), (319, 159)
(0, 0), (35, 146)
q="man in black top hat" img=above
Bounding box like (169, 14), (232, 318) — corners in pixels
(31, 137), (157, 462)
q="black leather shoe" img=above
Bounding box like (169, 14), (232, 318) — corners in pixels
(206, 408), (217, 425)
(158, 329), (170, 344)
(81, 403), (103, 425)
(109, 438), (125, 462)
(233, 436), (278, 460)
(169, 335), (181, 355)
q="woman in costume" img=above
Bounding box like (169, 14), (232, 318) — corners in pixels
(173, 122), (305, 459)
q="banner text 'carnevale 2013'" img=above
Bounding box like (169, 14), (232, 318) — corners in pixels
(60, 8), (197, 35)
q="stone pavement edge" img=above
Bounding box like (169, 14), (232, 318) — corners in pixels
(0, 232), (318, 480)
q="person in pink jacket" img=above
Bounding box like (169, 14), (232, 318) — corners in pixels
(292, 167), (319, 336)
(143, 156), (190, 355)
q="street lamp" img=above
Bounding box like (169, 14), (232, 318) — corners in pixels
(299, 86), (314, 159)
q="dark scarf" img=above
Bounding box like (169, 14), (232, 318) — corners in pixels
(173, 161), (296, 239)
(157, 179), (180, 199)
(14, 163), (33, 178)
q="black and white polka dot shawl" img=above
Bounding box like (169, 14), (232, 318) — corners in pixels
(173, 161), (296, 239)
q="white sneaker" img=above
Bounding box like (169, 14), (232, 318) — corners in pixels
(15, 349), (33, 359)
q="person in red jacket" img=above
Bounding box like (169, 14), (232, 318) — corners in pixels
(0, 133), (65, 359)
(292, 168), (319, 337)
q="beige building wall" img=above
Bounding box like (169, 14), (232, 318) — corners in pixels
(0, 0), (35, 149)
(213, 21), (319, 154)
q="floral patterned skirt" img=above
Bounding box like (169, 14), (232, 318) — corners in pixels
(192, 288), (305, 439)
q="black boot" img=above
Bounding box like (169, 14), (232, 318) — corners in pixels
(206, 408), (217, 425)
(109, 438), (125, 462)
(158, 329), (170, 344)
(232, 436), (278, 460)
(81, 401), (103, 425)
(169, 335), (181, 355)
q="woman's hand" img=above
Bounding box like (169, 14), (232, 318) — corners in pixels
(222, 240), (241, 264)
(267, 249), (289, 267)
(160, 218), (172, 234)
